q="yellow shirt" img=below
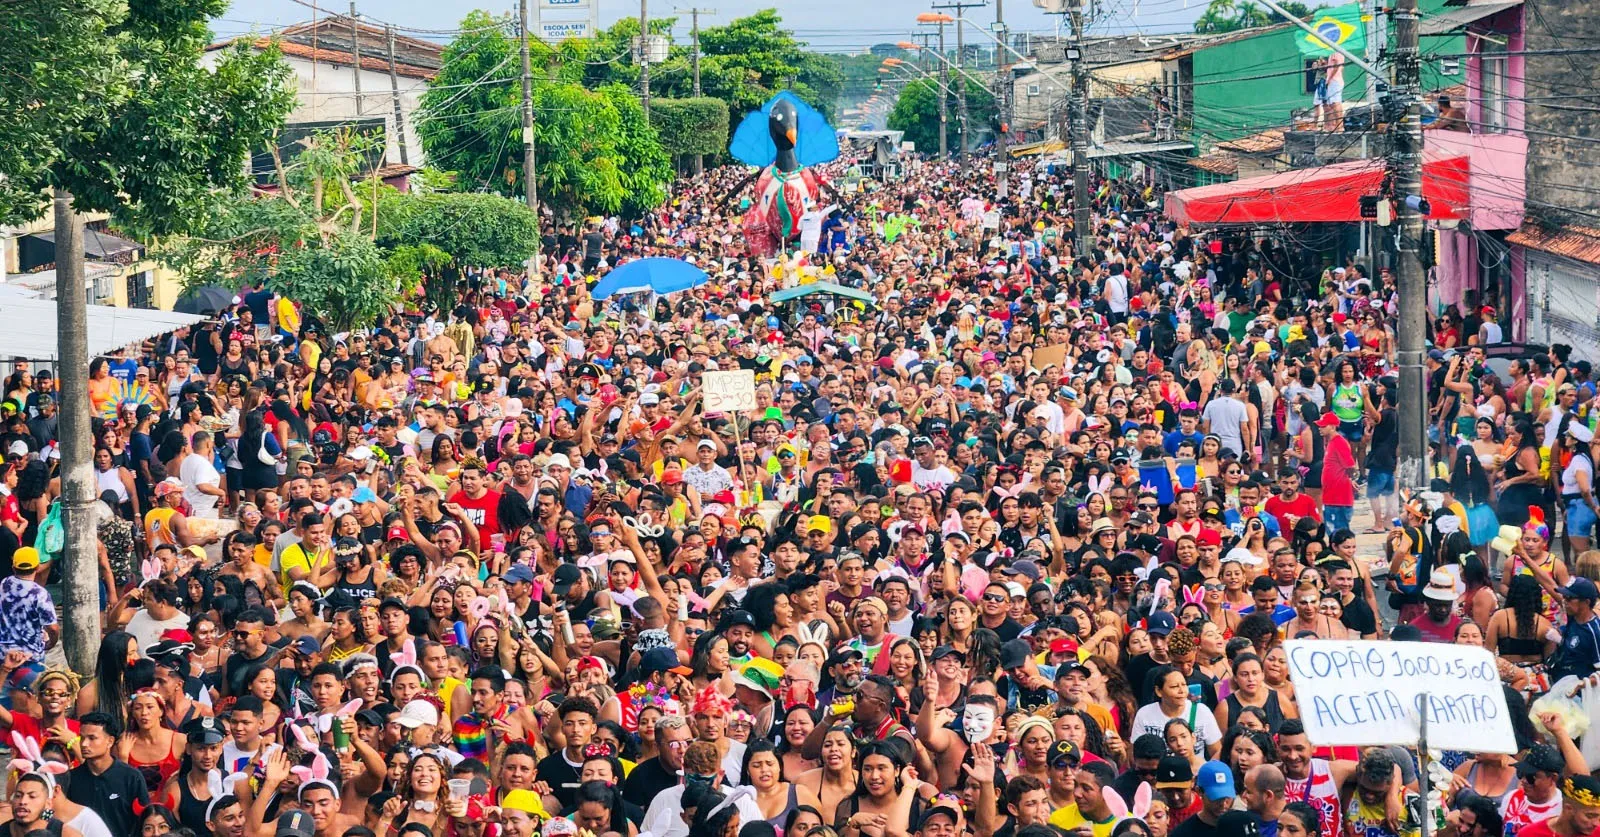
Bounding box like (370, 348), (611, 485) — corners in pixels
(278, 541), (330, 597)
(277, 296), (301, 334)
(436, 676), (466, 722)
(1051, 804), (1121, 837)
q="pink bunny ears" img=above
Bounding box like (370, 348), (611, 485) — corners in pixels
(139, 556), (162, 586)
(1102, 781), (1153, 823)
(288, 723), (342, 800)
(7, 732), (67, 782)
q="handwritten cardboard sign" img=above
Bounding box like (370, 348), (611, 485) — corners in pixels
(703, 370), (757, 414)
(1285, 640), (1516, 753)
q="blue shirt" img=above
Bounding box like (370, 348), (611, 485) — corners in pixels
(1552, 614), (1600, 683)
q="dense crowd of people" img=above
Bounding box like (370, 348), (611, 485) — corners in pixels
(1, 150), (1599, 837)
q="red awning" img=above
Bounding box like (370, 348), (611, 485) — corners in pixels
(1165, 153), (1470, 224)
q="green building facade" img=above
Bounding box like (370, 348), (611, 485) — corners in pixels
(1183, 4), (1465, 145)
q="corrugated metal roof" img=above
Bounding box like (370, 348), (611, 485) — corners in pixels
(1419, 1), (1522, 35)
(1508, 222), (1600, 267)
(1158, 24), (1294, 59)
(0, 297), (207, 361)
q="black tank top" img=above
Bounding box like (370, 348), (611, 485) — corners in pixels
(334, 565), (378, 601)
(1225, 690), (1287, 734)
(177, 773), (214, 836)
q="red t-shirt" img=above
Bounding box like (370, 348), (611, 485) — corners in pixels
(1322, 434), (1357, 507)
(5, 714), (80, 751)
(1518, 817), (1597, 837)
(1264, 492), (1320, 535)
(448, 489), (502, 552)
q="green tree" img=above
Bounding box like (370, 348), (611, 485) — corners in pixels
(0, 0), (295, 233)
(160, 131), (413, 331)
(1194, 0), (1318, 33)
(886, 77), (995, 156)
(419, 11), (670, 218)
(376, 191), (540, 310)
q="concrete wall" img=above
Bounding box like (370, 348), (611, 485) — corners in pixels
(202, 51), (430, 167)
(1521, 0), (1600, 218)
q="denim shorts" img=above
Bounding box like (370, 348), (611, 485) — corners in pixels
(1325, 505), (1353, 533)
(1568, 498), (1598, 542)
(1366, 469), (1396, 498)
(1340, 420), (1365, 443)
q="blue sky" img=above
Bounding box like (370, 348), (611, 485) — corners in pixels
(216, 0), (1211, 51)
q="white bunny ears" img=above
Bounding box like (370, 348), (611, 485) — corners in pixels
(623, 511), (665, 539)
(1103, 781), (1153, 823)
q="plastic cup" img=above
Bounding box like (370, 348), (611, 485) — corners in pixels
(447, 778), (473, 800)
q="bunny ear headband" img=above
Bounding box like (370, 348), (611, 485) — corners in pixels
(1101, 781), (1154, 824)
(7, 731), (68, 783)
(623, 511), (665, 539)
(292, 750), (339, 801)
(139, 556), (162, 587)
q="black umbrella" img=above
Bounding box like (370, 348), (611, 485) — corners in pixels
(173, 285), (236, 315)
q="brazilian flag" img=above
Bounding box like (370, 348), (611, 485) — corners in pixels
(1298, 3), (1367, 57)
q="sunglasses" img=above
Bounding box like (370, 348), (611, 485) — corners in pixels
(1203, 583), (1225, 592)
(981, 594), (1007, 603)
(1050, 758), (1080, 769)
(1138, 503), (1160, 511)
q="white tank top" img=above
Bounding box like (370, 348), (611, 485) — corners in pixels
(96, 466), (129, 503)
(1284, 758), (1342, 837)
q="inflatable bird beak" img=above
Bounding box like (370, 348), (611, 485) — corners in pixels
(786, 127), (797, 146)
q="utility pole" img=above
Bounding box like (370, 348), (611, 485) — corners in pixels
(638, 0), (652, 122)
(518, 0), (541, 265)
(53, 188), (97, 675)
(348, 3), (363, 115)
(994, 0), (1009, 156)
(932, 0), (985, 160)
(937, 22), (949, 158)
(1392, 0), (1427, 491)
(1068, 0), (1090, 255)
(385, 25), (409, 165)
(679, 6), (716, 173)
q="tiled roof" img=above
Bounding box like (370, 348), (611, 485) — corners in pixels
(1190, 152), (1240, 175)
(1508, 222), (1600, 266)
(209, 15), (444, 81)
(1217, 129), (1285, 154)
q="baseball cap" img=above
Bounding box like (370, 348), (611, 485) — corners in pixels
(1197, 760), (1237, 800)
(1048, 740), (1082, 768)
(395, 700), (441, 729)
(930, 645), (964, 663)
(276, 811), (316, 837)
(378, 596), (409, 613)
(291, 635), (322, 657)
(11, 547), (39, 571)
(1146, 611), (1177, 637)
(1315, 411), (1342, 428)
(385, 524), (409, 542)
(1215, 811), (1263, 837)
(999, 639), (1033, 670)
(721, 609), (758, 630)
(1559, 577), (1600, 602)
(1154, 754), (1195, 789)
(1519, 743), (1565, 776)
(551, 563), (584, 595)
(916, 805), (962, 832)
(639, 647), (692, 676)
(503, 564), (536, 584)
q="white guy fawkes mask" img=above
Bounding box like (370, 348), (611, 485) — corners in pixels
(963, 704), (996, 743)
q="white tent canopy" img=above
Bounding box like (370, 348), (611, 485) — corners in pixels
(0, 297), (208, 361)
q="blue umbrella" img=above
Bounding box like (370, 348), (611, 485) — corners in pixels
(589, 258), (709, 300)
